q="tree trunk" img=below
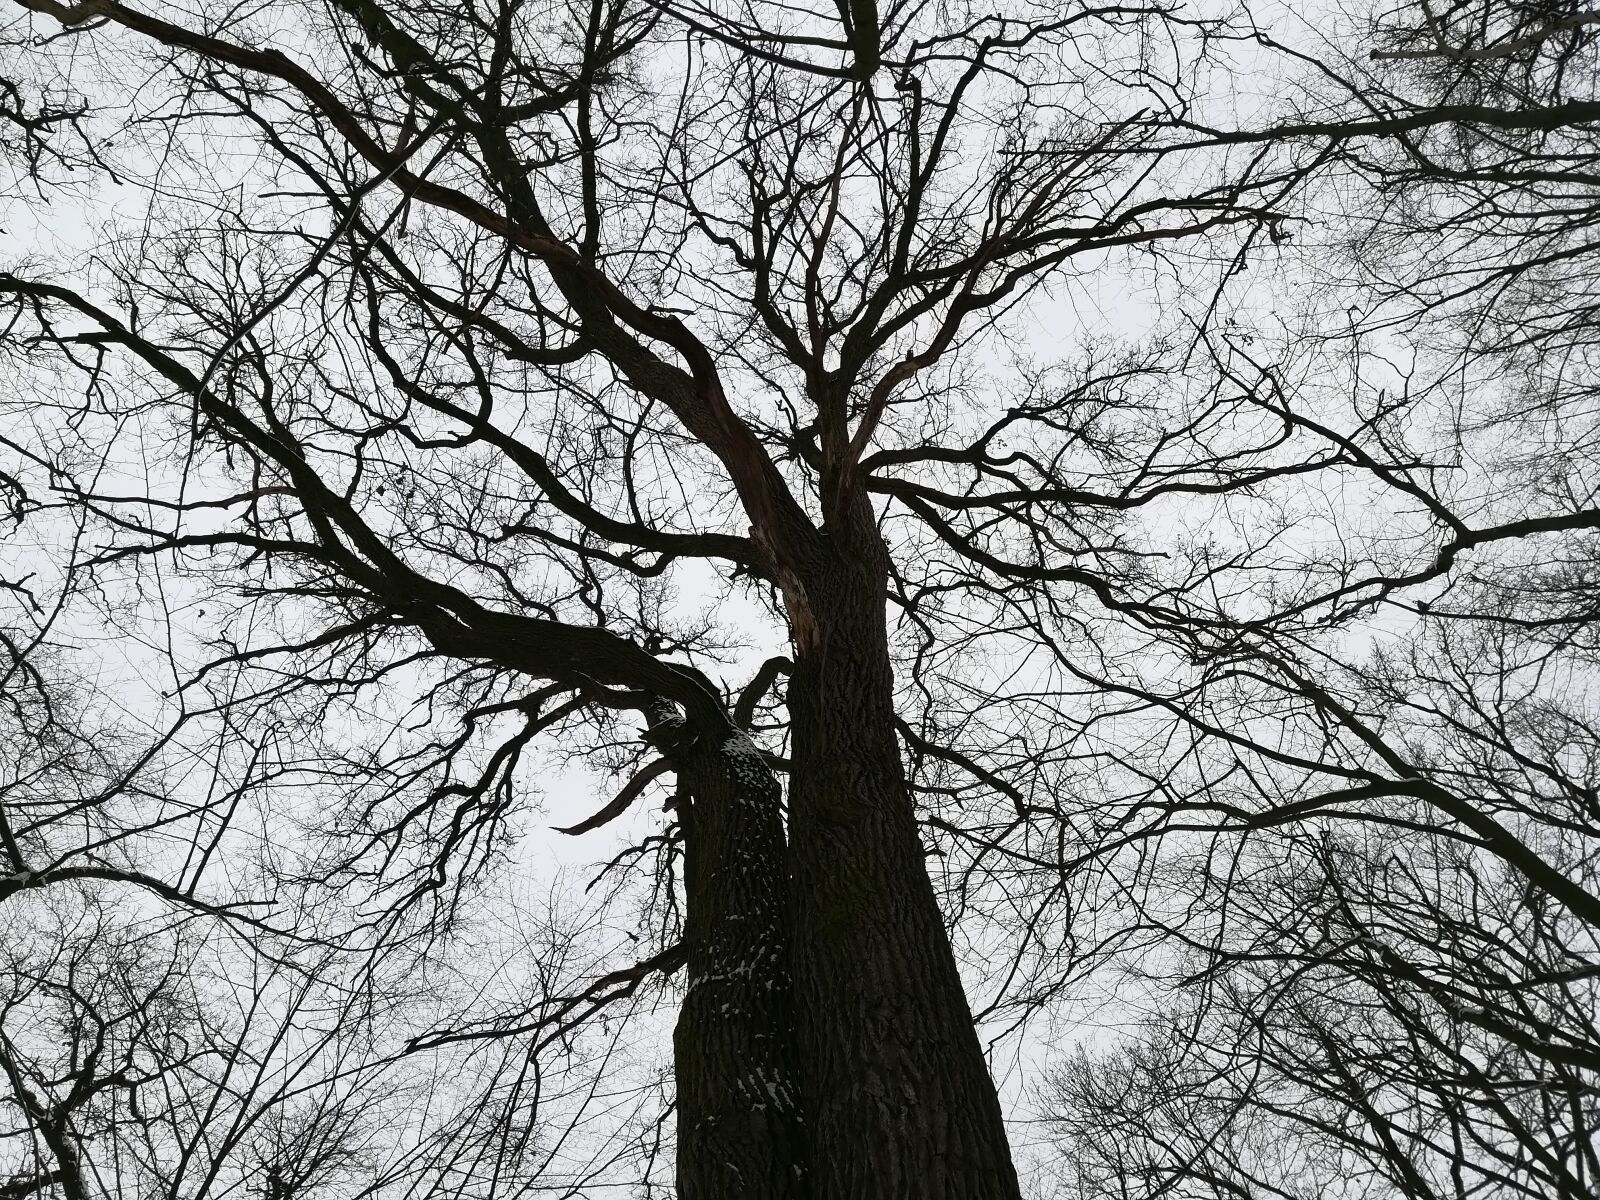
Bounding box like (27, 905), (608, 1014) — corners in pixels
(780, 521), (1022, 1199)
(666, 708), (809, 1200)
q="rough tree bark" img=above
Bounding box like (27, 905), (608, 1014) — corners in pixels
(776, 500), (1024, 1200)
(658, 705), (809, 1200)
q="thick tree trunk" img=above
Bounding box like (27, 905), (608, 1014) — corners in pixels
(780, 523), (1022, 1199)
(666, 710), (809, 1200)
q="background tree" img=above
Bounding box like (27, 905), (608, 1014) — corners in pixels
(1036, 2), (1600, 1196)
(0, 330), (667, 1200)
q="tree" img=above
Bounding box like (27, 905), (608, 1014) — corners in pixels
(0, 0), (1329, 1193)
(9, 0), (1596, 1197)
(1036, 2), (1600, 1196)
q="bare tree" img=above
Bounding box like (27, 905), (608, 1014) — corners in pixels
(16, 0), (1598, 1195)
(1032, 3), (1600, 1196)
(0, 0), (1339, 1193)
